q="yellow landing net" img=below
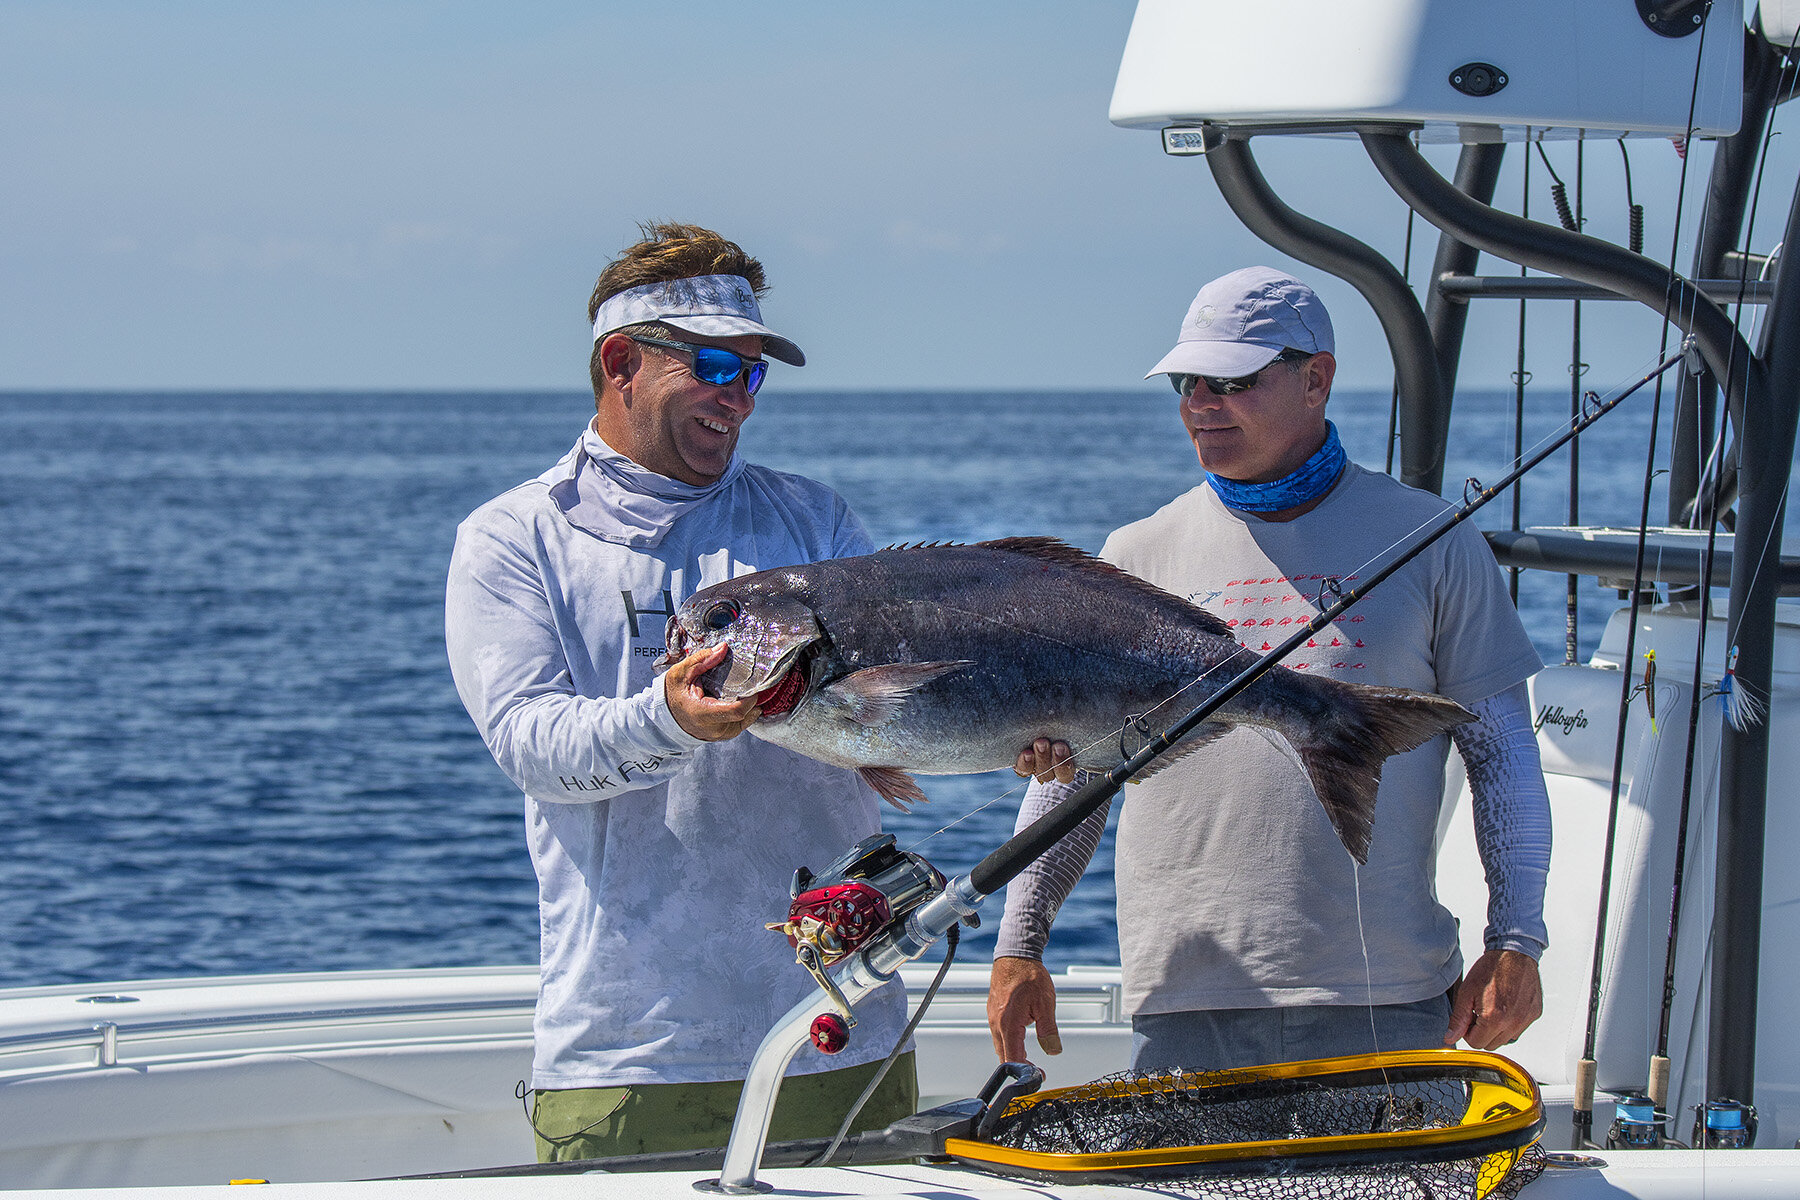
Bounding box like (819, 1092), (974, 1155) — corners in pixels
(946, 1049), (1544, 1200)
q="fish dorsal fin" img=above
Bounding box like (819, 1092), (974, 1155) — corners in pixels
(975, 536), (1235, 639)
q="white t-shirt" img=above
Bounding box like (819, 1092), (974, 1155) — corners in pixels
(1100, 465), (1542, 1015)
(446, 432), (908, 1088)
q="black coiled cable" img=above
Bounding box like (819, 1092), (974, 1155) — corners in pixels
(1536, 142), (1580, 233)
(1620, 138), (1645, 255)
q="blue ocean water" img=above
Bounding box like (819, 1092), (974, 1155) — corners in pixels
(0, 387), (1724, 986)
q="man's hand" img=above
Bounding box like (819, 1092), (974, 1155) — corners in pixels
(988, 955), (1063, 1062)
(1445, 949), (1543, 1050)
(664, 643), (762, 741)
(1014, 738), (1076, 785)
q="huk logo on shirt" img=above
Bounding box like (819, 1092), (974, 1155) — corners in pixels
(622, 587), (676, 659)
(557, 752), (680, 794)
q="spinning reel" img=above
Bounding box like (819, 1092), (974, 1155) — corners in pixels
(767, 834), (952, 1052)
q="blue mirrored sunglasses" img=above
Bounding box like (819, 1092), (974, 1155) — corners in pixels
(1172, 348), (1313, 399)
(630, 335), (769, 395)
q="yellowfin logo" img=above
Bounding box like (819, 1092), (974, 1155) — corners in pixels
(1534, 704), (1588, 735)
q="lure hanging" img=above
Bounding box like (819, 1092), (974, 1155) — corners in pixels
(1718, 644), (1765, 732)
(1640, 649), (1658, 734)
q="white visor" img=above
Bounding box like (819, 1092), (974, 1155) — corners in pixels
(591, 274), (804, 366)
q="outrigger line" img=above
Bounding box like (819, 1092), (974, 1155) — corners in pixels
(967, 347), (1692, 901)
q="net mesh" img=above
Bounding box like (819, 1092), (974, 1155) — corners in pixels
(978, 1068), (1546, 1200)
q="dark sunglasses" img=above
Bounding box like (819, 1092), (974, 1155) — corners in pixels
(1172, 348), (1314, 399)
(631, 335), (769, 395)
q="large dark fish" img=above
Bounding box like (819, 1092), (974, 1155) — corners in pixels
(657, 538), (1471, 862)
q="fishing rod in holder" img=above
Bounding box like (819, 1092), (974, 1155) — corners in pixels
(701, 347), (1685, 1194)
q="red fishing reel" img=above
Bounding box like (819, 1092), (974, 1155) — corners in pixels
(776, 879), (894, 963)
(769, 834), (946, 966)
(769, 835), (948, 1049)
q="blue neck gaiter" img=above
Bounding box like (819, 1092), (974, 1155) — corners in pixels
(1207, 421), (1347, 513)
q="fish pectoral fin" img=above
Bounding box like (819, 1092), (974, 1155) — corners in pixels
(858, 766), (929, 811)
(1120, 721), (1231, 780)
(817, 661), (973, 727)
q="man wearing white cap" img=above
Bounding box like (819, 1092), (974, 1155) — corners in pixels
(989, 267), (1551, 1073)
(446, 223), (914, 1161)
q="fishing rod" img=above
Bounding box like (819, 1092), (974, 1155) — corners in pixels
(1566, 141), (1586, 668)
(710, 349), (1686, 1193)
(1641, 30), (1796, 1128)
(969, 346), (1689, 899)
(1573, 14), (1768, 1145)
(1508, 137), (1533, 608)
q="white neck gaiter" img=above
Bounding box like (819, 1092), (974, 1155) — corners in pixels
(553, 423), (743, 548)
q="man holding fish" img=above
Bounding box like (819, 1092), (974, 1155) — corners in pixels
(990, 268), (1552, 1072)
(445, 224), (918, 1161)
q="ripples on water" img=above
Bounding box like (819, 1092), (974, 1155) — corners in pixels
(0, 388), (1707, 984)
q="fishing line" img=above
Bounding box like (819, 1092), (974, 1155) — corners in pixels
(904, 777), (1038, 853)
(1676, 22), (1798, 521)
(1351, 866), (1384, 1059)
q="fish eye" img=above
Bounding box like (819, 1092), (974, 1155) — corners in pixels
(703, 600), (741, 631)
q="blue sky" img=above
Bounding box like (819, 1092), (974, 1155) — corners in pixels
(4, 2), (1794, 392)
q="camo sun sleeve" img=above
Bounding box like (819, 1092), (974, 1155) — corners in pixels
(1452, 683), (1551, 957)
(993, 774), (1109, 962)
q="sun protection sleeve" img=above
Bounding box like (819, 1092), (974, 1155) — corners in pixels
(445, 514), (706, 805)
(1452, 682), (1551, 956)
(993, 774), (1109, 961)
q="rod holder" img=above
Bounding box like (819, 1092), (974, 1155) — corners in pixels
(698, 875), (985, 1194)
(93, 1022), (117, 1068)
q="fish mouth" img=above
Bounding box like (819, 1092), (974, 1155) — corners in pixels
(657, 591), (824, 697)
(702, 638), (814, 702)
(753, 663), (809, 720)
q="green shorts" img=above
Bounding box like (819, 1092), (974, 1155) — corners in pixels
(531, 1051), (919, 1163)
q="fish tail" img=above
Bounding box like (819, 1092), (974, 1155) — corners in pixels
(1286, 679), (1474, 864)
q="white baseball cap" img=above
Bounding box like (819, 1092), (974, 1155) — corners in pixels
(1146, 266), (1334, 380)
(592, 273), (805, 366)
